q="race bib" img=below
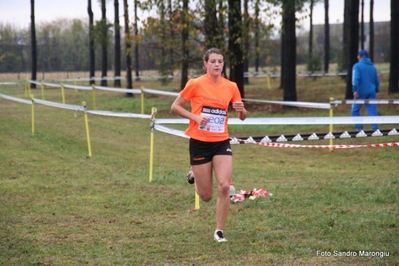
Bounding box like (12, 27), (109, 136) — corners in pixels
(198, 106), (227, 133)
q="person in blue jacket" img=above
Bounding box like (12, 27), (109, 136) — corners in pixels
(351, 49), (380, 131)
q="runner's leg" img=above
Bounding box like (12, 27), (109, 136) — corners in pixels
(192, 162), (213, 202)
(212, 155), (233, 231)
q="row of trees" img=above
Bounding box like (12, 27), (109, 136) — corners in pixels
(1, 0), (398, 98)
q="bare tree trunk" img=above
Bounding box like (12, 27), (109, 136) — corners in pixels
(243, 0), (250, 85)
(88, 0), (95, 85)
(217, 1), (225, 52)
(158, 1), (168, 81)
(30, 0), (37, 88)
(228, 0), (244, 98)
(254, 0), (260, 74)
(389, 0), (399, 93)
(204, 0), (218, 49)
(100, 0), (108, 86)
(369, 0), (374, 61)
(360, 0), (365, 49)
(344, 0), (360, 99)
(308, 0), (314, 56)
(180, 0), (189, 90)
(134, 0), (140, 81)
(123, 0), (133, 93)
(218, 0), (227, 78)
(282, 0), (297, 102)
(342, 0), (347, 69)
(114, 0), (121, 87)
(324, 0), (330, 73)
(168, 0), (174, 76)
(280, 31), (285, 90)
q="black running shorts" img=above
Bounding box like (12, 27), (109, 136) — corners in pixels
(189, 138), (232, 165)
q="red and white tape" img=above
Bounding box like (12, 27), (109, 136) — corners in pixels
(238, 140), (399, 149)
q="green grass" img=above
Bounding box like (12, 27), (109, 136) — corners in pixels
(1, 75), (398, 265)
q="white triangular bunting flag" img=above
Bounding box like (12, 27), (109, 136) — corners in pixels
(388, 128), (399, 136)
(292, 134), (303, 141)
(276, 135), (287, 142)
(324, 132), (335, 139)
(339, 131), (351, 138)
(371, 129), (383, 137)
(230, 137), (240, 144)
(245, 136), (256, 143)
(356, 130), (367, 137)
(260, 136), (272, 143)
(308, 133), (319, 140)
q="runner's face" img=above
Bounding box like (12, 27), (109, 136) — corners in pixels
(204, 53), (224, 77)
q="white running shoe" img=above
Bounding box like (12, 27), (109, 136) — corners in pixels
(214, 230), (228, 242)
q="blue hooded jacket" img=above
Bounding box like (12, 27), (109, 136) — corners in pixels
(352, 57), (380, 96)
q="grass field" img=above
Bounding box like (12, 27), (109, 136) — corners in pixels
(1, 73), (398, 265)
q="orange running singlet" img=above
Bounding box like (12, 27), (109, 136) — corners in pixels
(180, 74), (242, 142)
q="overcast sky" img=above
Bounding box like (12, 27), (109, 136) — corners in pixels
(0, 0), (392, 30)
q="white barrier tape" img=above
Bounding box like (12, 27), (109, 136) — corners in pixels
(155, 116), (399, 125)
(242, 98), (331, 109)
(74, 105), (85, 118)
(63, 84), (93, 91)
(0, 92), (152, 119)
(155, 118), (189, 124)
(297, 72), (348, 77)
(142, 88), (179, 97)
(331, 99), (399, 105)
(93, 85), (142, 94)
(229, 116), (399, 125)
(85, 110), (152, 119)
(28, 80), (42, 85)
(56, 76), (125, 82)
(33, 99), (81, 110)
(154, 124), (189, 139)
(0, 82), (22, 85)
(56, 78), (92, 82)
(95, 76), (125, 81)
(41, 82), (62, 88)
(0, 93), (32, 104)
(52, 76), (180, 82)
